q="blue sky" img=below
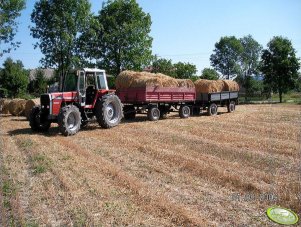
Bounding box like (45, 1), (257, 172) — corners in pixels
(1, 0), (301, 74)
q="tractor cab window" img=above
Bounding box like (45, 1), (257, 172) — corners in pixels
(86, 73), (96, 89)
(64, 73), (77, 92)
(96, 72), (108, 89)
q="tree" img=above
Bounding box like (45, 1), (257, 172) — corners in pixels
(200, 68), (220, 80)
(210, 36), (243, 80)
(0, 58), (29, 98)
(240, 35), (262, 101)
(82, 0), (153, 76)
(260, 36), (300, 103)
(174, 62), (197, 79)
(31, 0), (91, 85)
(29, 69), (48, 95)
(0, 0), (25, 57)
(151, 58), (176, 77)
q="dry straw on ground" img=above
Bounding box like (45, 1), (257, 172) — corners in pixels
(25, 98), (40, 120)
(116, 71), (195, 89)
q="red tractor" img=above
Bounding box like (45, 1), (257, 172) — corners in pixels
(29, 68), (123, 136)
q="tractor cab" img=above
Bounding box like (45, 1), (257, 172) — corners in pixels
(29, 68), (123, 136)
(63, 68), (109, 107)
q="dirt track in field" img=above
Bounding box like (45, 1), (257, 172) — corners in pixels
(0, 104), (300, 226)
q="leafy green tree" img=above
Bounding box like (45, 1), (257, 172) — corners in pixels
(31, 0), (91, 84)
(29, 69), (48, 95)
(240, 35), (262, 101)
(0, 57), (29, 98)
(210, 36), (243, 80)
(260, 36), (300, 103)
(151, 58), (176, 77)
(174, 62), (197, 79)
(83, 0), (153, 76)
(200, 68), (220, 80)
(0, 0), (25, 57)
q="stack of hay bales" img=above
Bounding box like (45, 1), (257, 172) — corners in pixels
(0, 98), (40, 117)
(25, 98), (40, 120)
(194, 79), (239, 93)
(0, 99), (11, 114)
(116, 71), (195, 89)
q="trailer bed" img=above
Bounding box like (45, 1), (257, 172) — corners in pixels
(196, 91), (239, 102)
(117, 87), (196, 104)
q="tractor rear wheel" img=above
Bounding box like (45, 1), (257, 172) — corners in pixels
(29, 106), (51, 132)
(95, 94), (123, 128)
(58, 105), (81, 136)
(179, 105), (190, 118)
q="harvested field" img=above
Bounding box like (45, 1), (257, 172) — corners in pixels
(0, 104), (300, 226)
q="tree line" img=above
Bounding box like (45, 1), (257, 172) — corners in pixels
(0, 0), (300, 102)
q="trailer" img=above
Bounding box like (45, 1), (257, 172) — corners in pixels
(194, 91), (239, 116)
(116, 86), (196, 121)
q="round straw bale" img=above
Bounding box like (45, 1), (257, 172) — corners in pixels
(8, 99), (26, 116)
(25, 98), (40, 120)
(0, 99), (11, 114)
(194, 79), (225, 93)
(222, 80), (240, 91)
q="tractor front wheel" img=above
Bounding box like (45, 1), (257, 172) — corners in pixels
(58, 105), (81, 136)
(29, 106), (51, 132)
(95, 94), (123, 128)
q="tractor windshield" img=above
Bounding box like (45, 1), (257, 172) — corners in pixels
(63, 73), (77, 92)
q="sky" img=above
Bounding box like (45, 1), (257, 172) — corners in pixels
(1, 0), (301, 74)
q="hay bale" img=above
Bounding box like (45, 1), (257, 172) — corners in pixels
(0, 99), (11, 114)
(116, 71), (182, 89)
(8, 99), (27, 116)
(223, 80), (239, 91)
(176, 79), (195, 88)
(194, 79), (225, 93)
(25, 98), (40, 120)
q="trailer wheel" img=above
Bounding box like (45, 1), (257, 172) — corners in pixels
(148, 106), (160, 121)
(123, 105), (136, 120)
(179, 105), (190, 118)
(227, 101), (235, 113)
(29, 106), (51, 132)
(58, 105), (81, 136)
(208, 103), (218, 116)
(95, 94), (123, 128)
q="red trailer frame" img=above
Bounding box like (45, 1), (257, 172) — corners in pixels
(117, 86), (196, 103)
(116, 86), (196, 121)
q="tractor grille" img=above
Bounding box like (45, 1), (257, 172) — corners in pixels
(40, 94), (50, 114)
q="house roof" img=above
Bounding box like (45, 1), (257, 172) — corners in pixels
(29, 68), (55, 81)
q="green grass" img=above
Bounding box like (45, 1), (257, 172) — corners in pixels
(31, 154), (52, 174)
(239, 92), (301, 104)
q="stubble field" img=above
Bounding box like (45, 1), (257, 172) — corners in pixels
(0, 104), (300, 226)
